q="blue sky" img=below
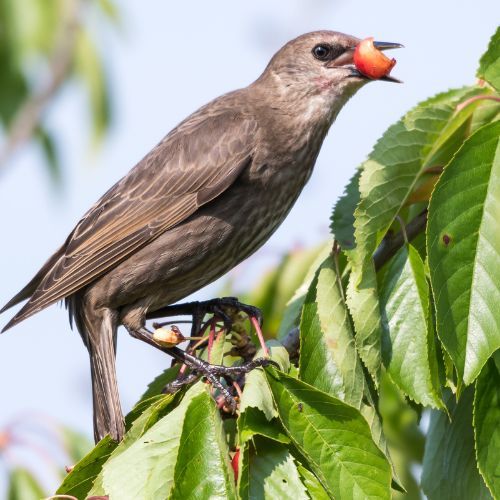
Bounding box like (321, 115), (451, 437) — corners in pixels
(0, 0), (498, 490)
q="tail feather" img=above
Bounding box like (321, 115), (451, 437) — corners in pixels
(89, 337), (125, 443)
(71, 296), (124, 443)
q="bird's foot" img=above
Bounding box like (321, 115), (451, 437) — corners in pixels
(148, 296), (268, 356)
(162, 355), (278, 412)
(127, 327), (278, 412)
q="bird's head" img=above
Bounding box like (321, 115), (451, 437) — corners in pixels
(254, 31), (402, 122)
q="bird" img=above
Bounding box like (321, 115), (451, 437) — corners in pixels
(1, 31), (401, 443)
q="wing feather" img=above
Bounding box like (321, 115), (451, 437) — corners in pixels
(5, 106), (257, 328)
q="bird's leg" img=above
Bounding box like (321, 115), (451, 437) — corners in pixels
(126, 326), (278, 411)
(148, 296), (267, 354)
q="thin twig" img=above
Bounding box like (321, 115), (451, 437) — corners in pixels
(0, 0), (82, 169)
(373, 210), (427, 270)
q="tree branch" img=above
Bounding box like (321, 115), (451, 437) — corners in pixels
(373, 209), (427, 271)
(0, 0), (82, 169)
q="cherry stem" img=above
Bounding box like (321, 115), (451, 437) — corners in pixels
(250, 316), (269, 357)
(207, 320), (216, 363)
(232, 381), (243, 399)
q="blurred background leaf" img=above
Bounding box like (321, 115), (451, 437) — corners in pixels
(0, 0), (118, 179)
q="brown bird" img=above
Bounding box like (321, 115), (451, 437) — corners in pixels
(1, 31), (401, 442)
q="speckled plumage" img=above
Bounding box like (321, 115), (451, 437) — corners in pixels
(2, 31), (370, 441)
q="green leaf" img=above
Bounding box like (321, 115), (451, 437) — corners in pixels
(75, 29), (112, 146)
(299, 256), (364, 408)
(59, 425), (93, 465)
(299, 256), (403, 490)
(56, 436), (117, 499)
(266, 369), (392, 499)
(477, 27), (500, 91)
(474, 357), (500, 498)
(379, 245), (442, 407)
(297, 465), (330, 500)
(90, 394), (177, 495)
(330, 169), (361, 250)
(238, 406), (290, 445)
(91, 383), (204, 499)
(239, 437), (308, 500)
(170, 390), (237, 500)
(427, 121), (500, 383)
(422, 388), (492, 499)
(238, 341), (290, 444)
(470, 98), (500, 134)
(345, 86), (488, 383)
(277, 243), (333, 339)
(7, 468), (45, 500)
(35, 125), (61, 183)
(138, 364), (181, 402)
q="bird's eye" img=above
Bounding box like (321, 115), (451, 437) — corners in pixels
(312, 44), (331, 61)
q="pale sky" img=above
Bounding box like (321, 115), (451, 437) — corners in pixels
(0, 0), (498, 491)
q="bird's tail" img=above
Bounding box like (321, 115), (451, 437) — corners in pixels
(70, 296), (124, 443)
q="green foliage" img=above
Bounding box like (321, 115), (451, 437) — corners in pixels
(422, 388), (492, 499)
(0, 0), (117, 177)
(477, 27), (500, 91)
(7, 468), (45, 500)
(239, 438), (308, 499)
(474, 356), (500, 498)
(428, 120), (500, 383)
(379, 244), (442, 407)
(266, 369), (392, 498)
(49, 25), (500, 500)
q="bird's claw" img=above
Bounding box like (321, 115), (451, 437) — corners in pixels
(161, 355), (278, 411)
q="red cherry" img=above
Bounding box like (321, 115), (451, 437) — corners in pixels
(354, 37), (396, 79)
(231, 449), (240, 481)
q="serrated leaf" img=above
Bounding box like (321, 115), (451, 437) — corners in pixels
(299, 256), (364, 407)
(330, 169), (361, 249)
(470, 98), (500, 134)
(474, 357), (500, 498)
(56, 436), (117, 499)
(239, 437), (308, 500)
(90, 394), (177, 495)
(239, 341), (289, 420)
(299, 255), (402, 490)
(138, 364), (181, 402)
(297, 465), (330, 500)
(277, 242), (333, 339)
(427, 121), (500, 384)
(345, 86), (489, 383)
(477, 27), (500, 91)
(238, 406), (290, 445)
(422, 388), (492, 499)
(7, 468), (45, 500)
(379, 245), (443, 407)
(170, 390), (237, 500)
(90, 383), (204, 499)
(266, 369), (392, 499)
(237, 342), (290, 445)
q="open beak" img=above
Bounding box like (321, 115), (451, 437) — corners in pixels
(372, 41), (404, 51)
(373, 41), (403, 82)
(346, 40), (403, 83)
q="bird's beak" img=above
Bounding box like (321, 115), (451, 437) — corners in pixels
(372, 41), (403, 82)
(372, 41), (404, 51)
(329, 40), (403, 83)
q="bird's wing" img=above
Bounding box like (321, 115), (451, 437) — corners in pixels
(6, 109), (257, 328)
